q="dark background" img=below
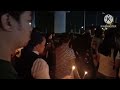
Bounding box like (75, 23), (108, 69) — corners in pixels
(34, 11), (120, 33)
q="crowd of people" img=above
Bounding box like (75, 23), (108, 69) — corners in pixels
(0, 11), (120, 79)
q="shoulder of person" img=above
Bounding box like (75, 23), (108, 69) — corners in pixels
(31, 58), (50, 79)
(33, 58), (48, 67)
(99, 53), (112, 61)
(31, 58), (49, 73)
(99, 53), (106, 57)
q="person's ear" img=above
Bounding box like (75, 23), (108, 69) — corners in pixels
(1, 14), (12, 32)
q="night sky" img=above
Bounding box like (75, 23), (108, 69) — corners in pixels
(67, 11), (120, 27)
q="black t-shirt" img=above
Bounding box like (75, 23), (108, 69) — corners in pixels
(0, 59), (17, 79)
(14, 51), (40, 79)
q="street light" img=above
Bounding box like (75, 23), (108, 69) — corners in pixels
(81, 26), (84, 29)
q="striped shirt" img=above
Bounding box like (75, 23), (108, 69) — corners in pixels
(31, 58), (50, 79)
(55, 43), (76, 79)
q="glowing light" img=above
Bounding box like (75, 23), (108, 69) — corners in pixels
(72, 66), (75, 70)
(29, 22), (32, 26)
(85, 71), (88, 75)
(82, 71), (88, 79)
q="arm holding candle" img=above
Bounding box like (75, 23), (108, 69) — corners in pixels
(62, 66), (78, 79)
(70, 65), (81, 79)
(62, 75), (73, 79)
(82, 71), (88, 79)
(70, 66), (75, 76)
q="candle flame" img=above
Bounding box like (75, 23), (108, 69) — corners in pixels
(85, 71), (88, 75)
(72, 66), (75, 70)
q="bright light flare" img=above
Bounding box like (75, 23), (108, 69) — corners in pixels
(72, 66), (75, 70)
(85, 71), (88, 75)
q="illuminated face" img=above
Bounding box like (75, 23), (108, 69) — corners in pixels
(37, 37), (46, 54)
(14, 11), (33, 48)
(40, 37), (46, 53)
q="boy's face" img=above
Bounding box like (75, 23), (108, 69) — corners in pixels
(12, 11), (33, 48)
(19, 11), (33, 46)
(39, 37), (46, 54)
(36, 37), (46, 55)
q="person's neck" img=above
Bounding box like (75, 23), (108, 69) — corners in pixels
(32, 50), (39, 55)
(0, 43), (14, 62)
(33, 47), (40, 55)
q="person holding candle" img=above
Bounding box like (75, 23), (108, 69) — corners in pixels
(72, 33), (96, 79)
(55, 33), (76, 79)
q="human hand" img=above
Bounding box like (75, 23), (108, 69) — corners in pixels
(62, 75), (74, 79)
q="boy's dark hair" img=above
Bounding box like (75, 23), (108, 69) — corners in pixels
(0, 11), (26, 28)
(23, 30), (44, 53)
(60, 33), (70, 43)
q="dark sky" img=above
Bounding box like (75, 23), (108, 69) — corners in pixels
(67, 11), (120, 27)
(35, 11), (120, 33)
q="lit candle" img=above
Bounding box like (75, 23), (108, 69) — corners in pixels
(76, 69), (81, 79)
(83, 71), (88, 79)
(72, 66), (75, 71)
(70, 65), (81, 79)
(70, 66), (75, 76)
